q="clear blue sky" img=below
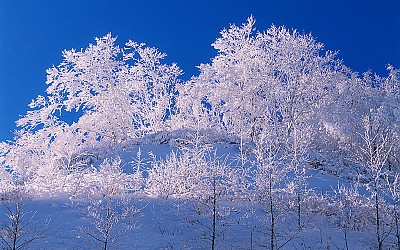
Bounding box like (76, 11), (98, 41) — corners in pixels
(0, 0), (399, 141)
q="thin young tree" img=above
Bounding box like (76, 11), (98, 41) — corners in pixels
(75, 158), (141, 250)
(186, 150), (238, 250)
(287, 127), (311, 231)
(252, 131), (289, 250)
(146, 133), (239, 249)
(0, 185), (50, 250)
(331, 184), (373, 250)
(356, 115), (393, 250)
(386, 173), (400, 249)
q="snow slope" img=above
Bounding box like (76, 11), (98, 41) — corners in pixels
(0, 143), (384, 249)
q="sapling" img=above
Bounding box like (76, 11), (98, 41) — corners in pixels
(0, 184), (50, 250)
(75, 158), (141, 250)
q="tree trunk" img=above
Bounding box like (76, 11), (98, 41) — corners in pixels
(344, 230), (349, 250)
(297, 181), (301, 230)
(375, 189), (382, 250)
(104, 197), (112, 250)
(211, 177), (217, 250)
(12, 203), (21, 250)
(396, 211), (400, 250)
(270, 178), (275, 250)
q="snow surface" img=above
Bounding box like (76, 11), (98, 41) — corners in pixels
(4, 197), (372, 250)
(0, 143), (381, 249)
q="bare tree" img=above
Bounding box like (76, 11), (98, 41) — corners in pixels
(147, 132), (240, 249)
(386, 173), (400, 249)
(185, 151), (238, 250)
(356, 115), (393, 250)
(251, 132), (289, 250)
(285, 127), (311, 231)
(331, 184), (374, 250)
(75, 158), (142, 250)
(0, 185), (50, 250)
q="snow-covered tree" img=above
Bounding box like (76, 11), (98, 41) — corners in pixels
(355, 115), (393, 250)
(0, 184), (50, 250)
(181, 16), (343, 146)
(3, 123), (96, 197)
(251, 131), (289, 249)
(385, 173), (400, 249)
(146, 135), (240, 249)
(320, 65), (400, 170)
(4, 125), (61, 194)
(381, 65), (400, 170)
(75, 157), (141, 250)
(0, 145), (13, 197)
(184, 150), (238, 250)
(330, 184), (373, 250)
(18, 33), (182, 145)
(146, 149), (190, 199)
(2, 34), (182, 196)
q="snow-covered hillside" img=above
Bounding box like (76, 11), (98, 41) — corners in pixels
(1, 17), (399, 249)
(0, 142), (393, 249)
(0, 143), (378, 249)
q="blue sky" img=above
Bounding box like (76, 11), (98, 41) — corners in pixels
(0, 0), (399, 141)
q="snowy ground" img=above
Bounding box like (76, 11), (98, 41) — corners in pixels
(0, 144), (386, 249)
(0, 196), (374, 249)
(0, 196), (374, 250)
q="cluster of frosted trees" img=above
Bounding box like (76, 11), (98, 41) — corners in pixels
(0, 17), (400, 248)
